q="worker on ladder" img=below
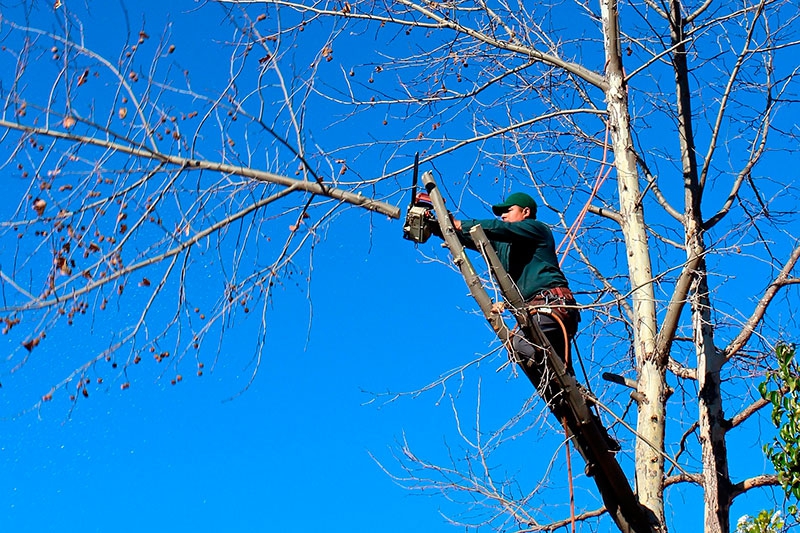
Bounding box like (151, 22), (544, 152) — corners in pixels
(431, 190), (620, 453)
(435, 191), (580, 369)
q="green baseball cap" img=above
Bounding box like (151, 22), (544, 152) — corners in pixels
(491, 192), (538, 217)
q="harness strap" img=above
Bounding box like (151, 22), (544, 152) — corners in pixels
(531, 286), (575, 302)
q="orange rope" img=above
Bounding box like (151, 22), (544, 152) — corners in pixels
(533, 307), (571, 370)
(531, 308), (576, 531)
(558, 121), (613, 267)
(548, 310), (571, 368)
(550, 125), (612, 529)
(562, 416), (576, 533)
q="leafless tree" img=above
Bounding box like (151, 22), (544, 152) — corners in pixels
(1, 0), (799, 531)
(0, 1), (400, 407)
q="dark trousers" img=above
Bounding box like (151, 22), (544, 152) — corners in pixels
(510, 310), (573, 372)
(508, 307), (620, 453)
(508, 310), (576, 424)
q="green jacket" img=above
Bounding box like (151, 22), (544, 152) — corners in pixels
(458, 218), (568, 301)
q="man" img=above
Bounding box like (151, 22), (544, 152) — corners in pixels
(432, 190), (620, 454)
(450, 192), (580, 367)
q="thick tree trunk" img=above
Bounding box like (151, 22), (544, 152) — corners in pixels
(668, 1), (731, 530)
(600, 0), (665, 527)
(693, 257), (731, 533)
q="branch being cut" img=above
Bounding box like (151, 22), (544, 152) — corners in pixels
(0, 119), (400, 219)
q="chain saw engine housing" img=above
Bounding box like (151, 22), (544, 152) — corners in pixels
(402, 192), (435, 243)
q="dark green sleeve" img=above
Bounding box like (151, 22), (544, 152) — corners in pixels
(460, 219), (547, 244)
(457, 218), (567, 298)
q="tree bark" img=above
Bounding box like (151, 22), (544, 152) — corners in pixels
(668, 1), (731, 530)
(693, 258), (731, 533)
(600, 0), (665, 526)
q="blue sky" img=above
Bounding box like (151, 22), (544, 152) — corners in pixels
(0, 1), (797, 531)
(1, 208), (583, 532)
(0, 213), (474, 532)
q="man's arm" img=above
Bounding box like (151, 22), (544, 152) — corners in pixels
(428, 216), (478, 250)
(460, 219), (546, 243)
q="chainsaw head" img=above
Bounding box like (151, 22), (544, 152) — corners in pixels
(403, 193), (434, 243)
(402, 153), (435, 243)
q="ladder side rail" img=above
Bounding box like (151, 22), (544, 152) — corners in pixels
(420, 171), (509, 342)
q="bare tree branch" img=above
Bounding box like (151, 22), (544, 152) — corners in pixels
(730, 475), (780, 500)
(727, 397), (770, 429)
(724, 244), (800, 361)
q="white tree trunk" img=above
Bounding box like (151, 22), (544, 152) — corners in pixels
(601, 0), (665, 526)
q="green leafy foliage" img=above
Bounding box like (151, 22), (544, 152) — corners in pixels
(759, 343), (800, 516)
(736, 510), (783, 533)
